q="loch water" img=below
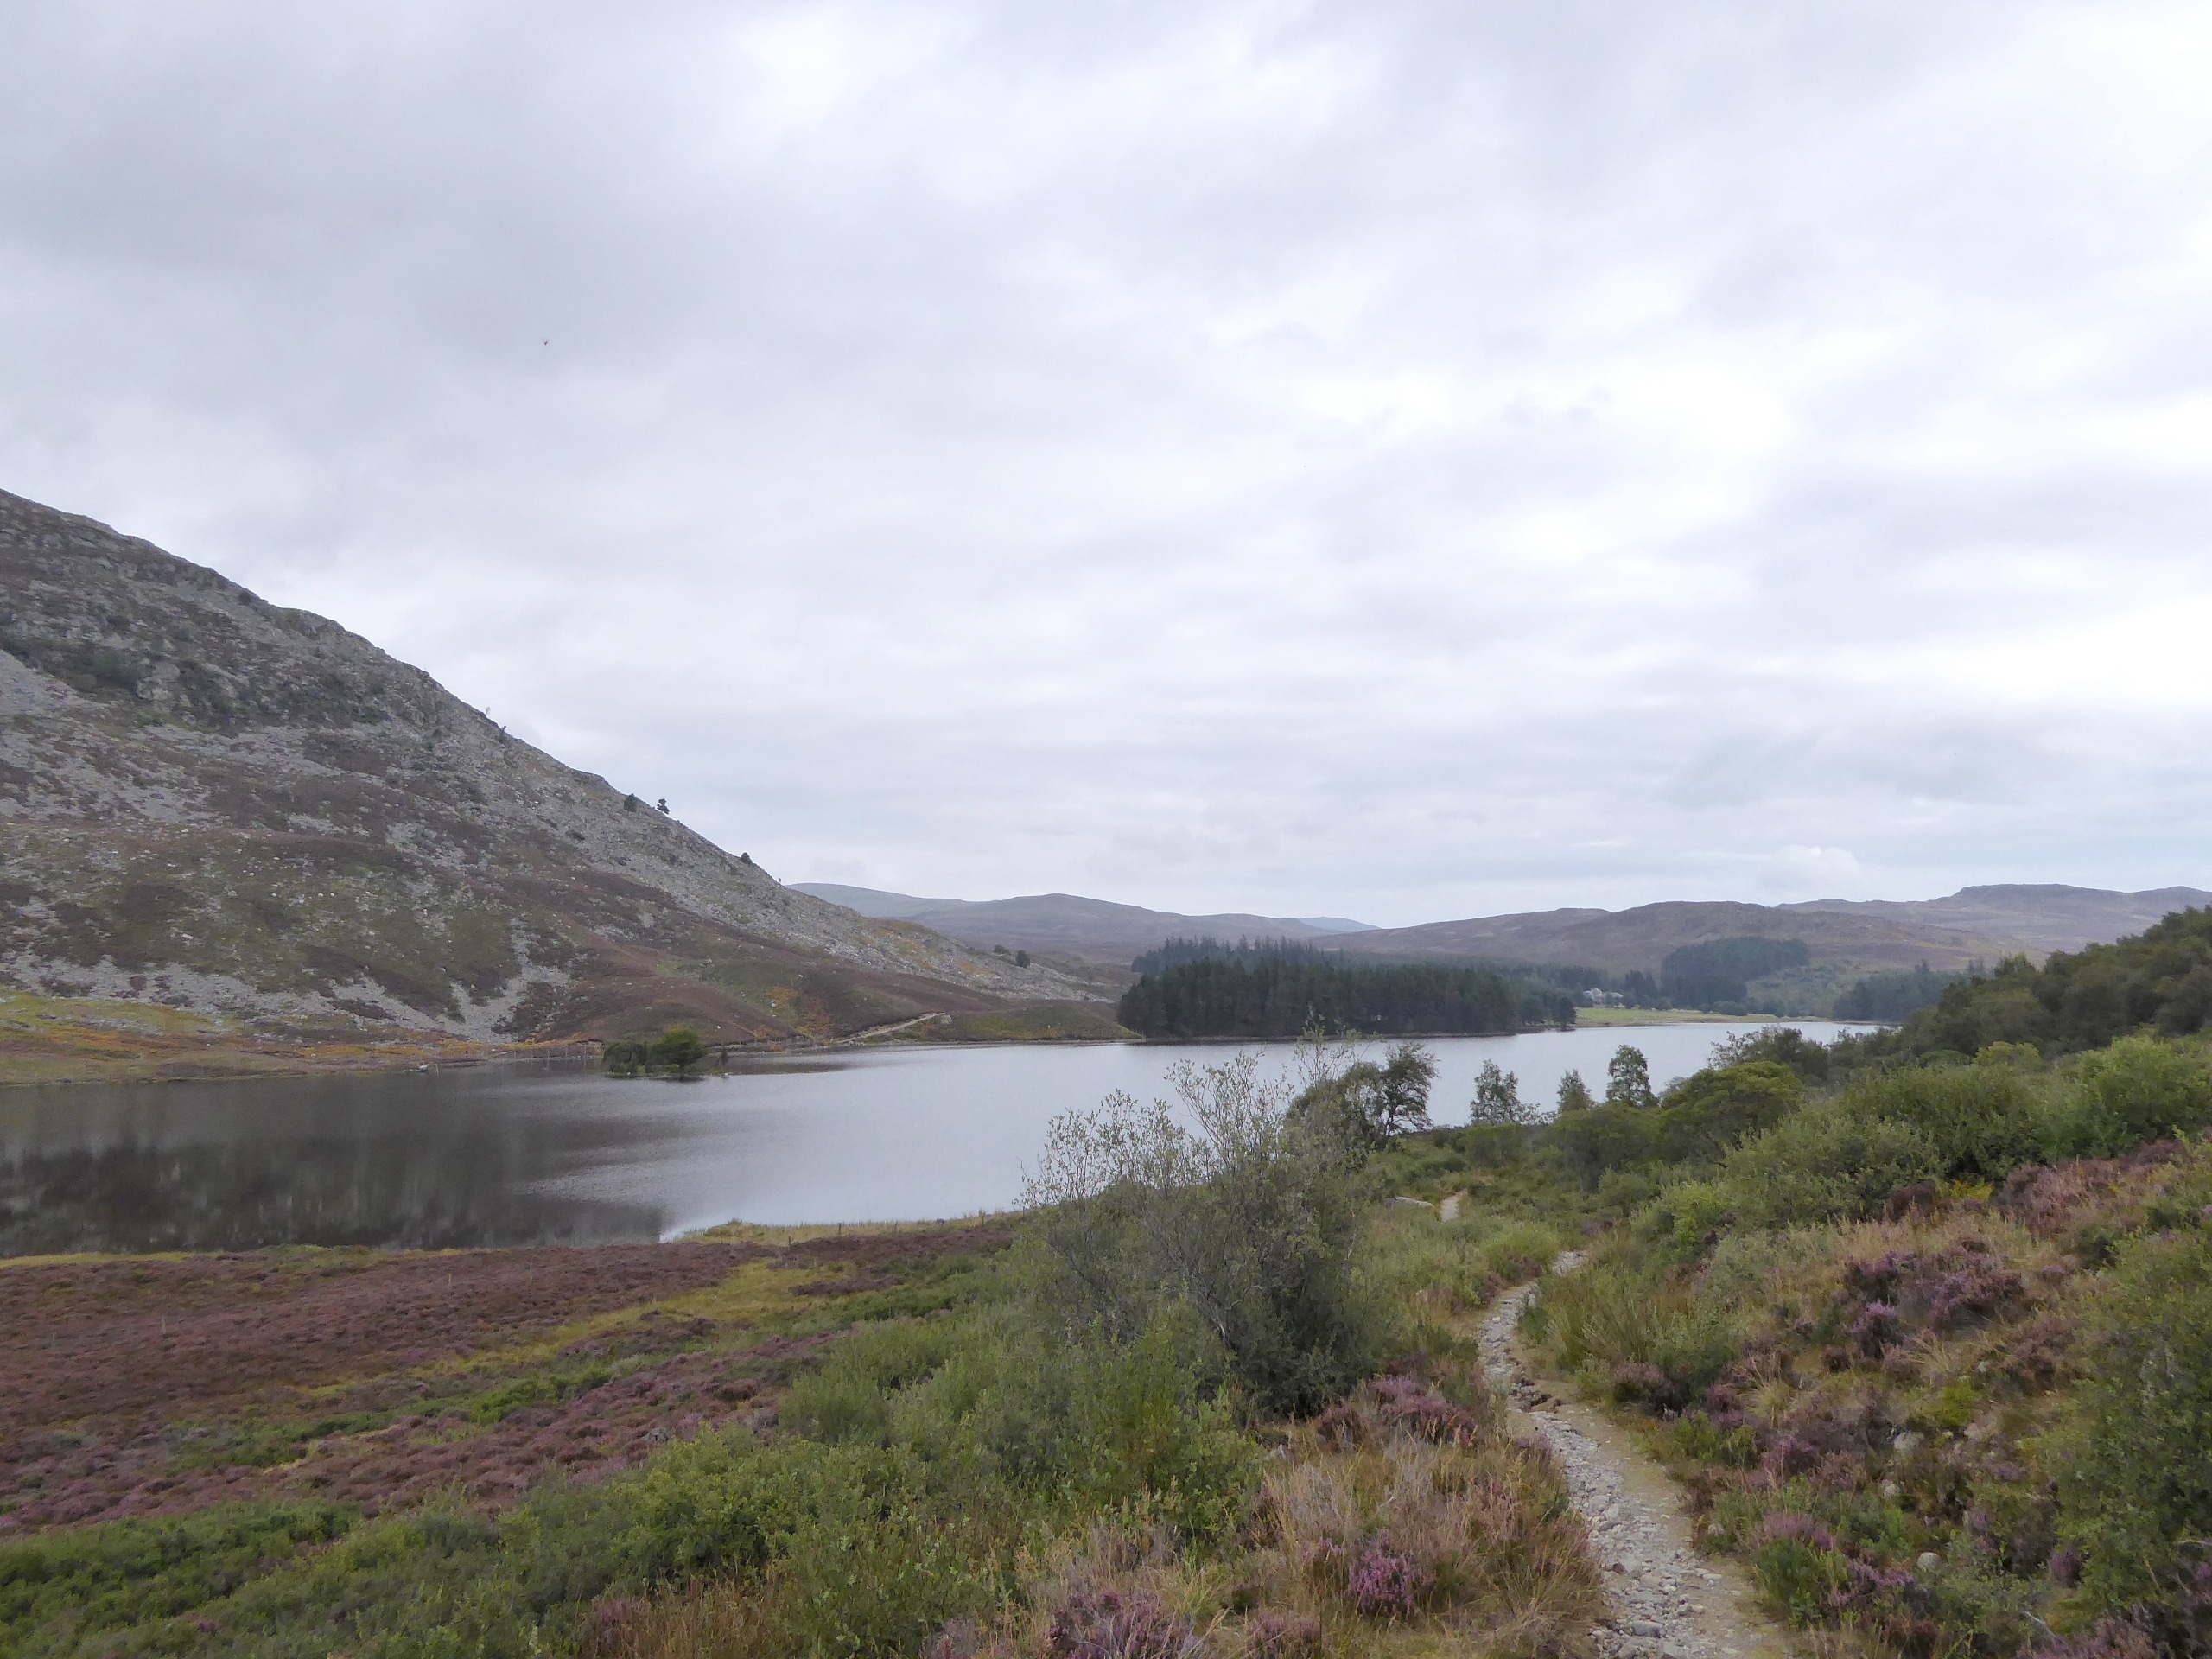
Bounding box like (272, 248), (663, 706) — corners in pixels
(0, 1023), (1867, 1254)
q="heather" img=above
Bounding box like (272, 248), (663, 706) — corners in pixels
(2, 1049), (1605, 1658)
(1510, 1028), (2212, 1657)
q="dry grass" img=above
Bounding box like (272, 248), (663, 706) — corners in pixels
(594, 1358), (1603, 1659)
(0, 985), (513, 1085)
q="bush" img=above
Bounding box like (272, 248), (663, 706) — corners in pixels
(1024, 1052), (1386, 1415)
(1830, 1063), (2048, 1179)
(1545, 1103), (1658, 1190)
(2054, 1034), (2212, 1157)
(1655, 1062), (1802, 1165)
(1712, 1101), (1941, 1229)
(624, 1433), (920, 1582)
(0, 1502), (356, 1642)
(2056, 1216), (2212, 1618)
(780, 1319), (965, 1446)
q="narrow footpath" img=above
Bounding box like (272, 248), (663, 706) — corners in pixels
(1478, 1257), (1796, 1659)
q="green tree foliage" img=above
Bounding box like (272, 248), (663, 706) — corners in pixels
(603, 1028), (709, 1078)
(1833, 963), (1967, 1022)
(1605, 1045), (1656, 1110)
(1548, 1105), (1659, 1190)
(1022, 1050), (1386, 1414)
(1469, 1059), (1531, 1126)
(1286, 1041), (1439, 1148)
(1555, 1069), (1595, 1114)
(1707, 1025), (1833, 1083)
(1129, 934), (1332, 976)
(652, 1026), (708, 1077)
(1653, 1061), (1802, 1164)
(1892, 906), (2212, 1058)
(2056, 1032), (2212, 1156)
(1658, 937), (1811, 1009)
(2057, 1179), (2212, 1623)
(1116, 957), (1573, 1039)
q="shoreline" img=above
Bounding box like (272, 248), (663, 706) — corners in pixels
(2, 1014), (1887, 1090)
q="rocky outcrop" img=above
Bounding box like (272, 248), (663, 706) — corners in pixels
(0, 488), (1082, 1042)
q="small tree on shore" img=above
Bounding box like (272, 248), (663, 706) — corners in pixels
(652, 1026), (708, 1078)
(1469, 1059), (1532, 1126)
(1556, 1069), (1595, 1114)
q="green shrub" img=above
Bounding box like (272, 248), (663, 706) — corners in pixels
(625, 1431), (927, 1583)
(0, 1501), (356, 1643)
(779, 1319), (965, 1446)
(1834, 1064), (2047, 1179)
(1545, 1103), (1658, 1190)
(2056, 1217), (2212, 1613)
(2054, 1034), (2212, 1157)
(192, 1484), (666, 1657)
(1713, 1101), (1941, 1228)
(1669, 1413), (1758, 1466)
(1454, 1122), (1529, 1169)
(1655, 1062), (1802, 1165)
(1024, 1052), (1387, 1414)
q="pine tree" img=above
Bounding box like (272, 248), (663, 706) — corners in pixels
(1605, 1044), (1656, 1109)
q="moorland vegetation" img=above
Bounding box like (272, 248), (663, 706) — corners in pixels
(0, 1042), (1595, 1659)
(1370, 926), (2212, 1658)
(10, 910), (2212, 1659)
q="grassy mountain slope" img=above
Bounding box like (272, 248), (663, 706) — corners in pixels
(0, 488), (1080, 1063)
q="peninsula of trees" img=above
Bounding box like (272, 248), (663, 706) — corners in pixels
(1116, 953), (1575, 1039)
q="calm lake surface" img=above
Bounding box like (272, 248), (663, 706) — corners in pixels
(0, 1024), (1867, 1255)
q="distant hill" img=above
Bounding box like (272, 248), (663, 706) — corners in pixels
(0, 488), (1080, 1057)
(797, 880), (2212, 1000)
(1332, 886), (2212, 973)
(792, 885), (1375, 969)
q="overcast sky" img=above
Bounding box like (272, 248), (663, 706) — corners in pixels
(5, 0), (2210, 926)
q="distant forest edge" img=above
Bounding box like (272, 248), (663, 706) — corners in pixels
(1128, 932), (1967, 1022)
(1116, 956), (1576, 1039)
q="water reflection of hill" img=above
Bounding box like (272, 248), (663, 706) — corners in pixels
(0, 1139), (664, 1253)
(0, 1068), (671, 1253)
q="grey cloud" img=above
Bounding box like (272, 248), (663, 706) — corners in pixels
(4, 0), (2210, 925)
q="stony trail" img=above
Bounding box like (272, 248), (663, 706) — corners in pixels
(1479, 1257), (1796, 1659)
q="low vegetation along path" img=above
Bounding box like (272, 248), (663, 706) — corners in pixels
(1479, 1255), (1795, 1659)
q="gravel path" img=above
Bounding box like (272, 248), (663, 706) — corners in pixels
(1479, 1257), (1794, 1659)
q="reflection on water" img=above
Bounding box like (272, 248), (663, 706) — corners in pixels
(0, 1024), (1867, 1254)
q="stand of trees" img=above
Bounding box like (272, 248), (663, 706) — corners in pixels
(1834, 963), (1970, 1022)
(1656, 936), (1809, 1010)
(1116, 957), (1574, 1039)
(1879, 906), (2212, 1058)
(1129, 935), (1334, 976)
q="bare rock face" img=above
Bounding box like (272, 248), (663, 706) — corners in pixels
(0, 488), (1077, 1042)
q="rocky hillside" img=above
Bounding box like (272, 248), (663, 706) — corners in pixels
(0, 488), (1077, 1054)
